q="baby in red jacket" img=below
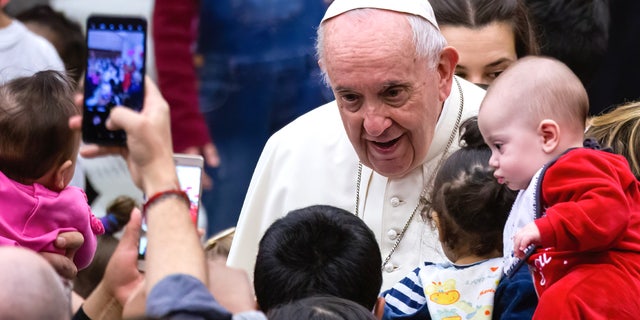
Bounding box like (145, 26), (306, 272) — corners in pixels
(478, 56), (640, 319)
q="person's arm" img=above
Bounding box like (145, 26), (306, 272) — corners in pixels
(74, 78), (252, 320)
(152, 0), (219, 168)
(76, 209), (145, 320)
(145, 196), (207, 288)
(207, 256), (258, 313)
(77, 76), (206, 287)
(537, 150), (635, 252)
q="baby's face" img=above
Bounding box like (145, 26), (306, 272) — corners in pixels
(478, 103), (549, 191)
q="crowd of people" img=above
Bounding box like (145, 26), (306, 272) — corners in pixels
(1, 0), (640, 319)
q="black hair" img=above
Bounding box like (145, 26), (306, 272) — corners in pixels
(523, 0), (609, 86)
(267, 295), (377, 320)
(427, 117), (516, 257)
(254, 205), (382, 312)
(431, 0), (540, 57)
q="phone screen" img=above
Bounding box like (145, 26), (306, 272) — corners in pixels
(138, 156), (204, 260)
(82, 15), (147, 145)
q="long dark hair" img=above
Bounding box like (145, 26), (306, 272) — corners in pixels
(431, 0), (540, 57)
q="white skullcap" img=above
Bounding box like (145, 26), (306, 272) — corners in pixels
(321, 0), (439, 30)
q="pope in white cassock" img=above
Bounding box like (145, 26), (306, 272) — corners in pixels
(227, 0), (487, 291)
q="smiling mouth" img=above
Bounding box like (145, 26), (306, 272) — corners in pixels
(372, 137), (400, 149)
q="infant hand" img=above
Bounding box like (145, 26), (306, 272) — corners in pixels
(513, 223), (541, 259)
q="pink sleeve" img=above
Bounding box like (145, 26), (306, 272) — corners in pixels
(69, 190), (104, 270)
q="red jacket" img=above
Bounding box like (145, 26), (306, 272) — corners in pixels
(529, 148), (640, 319)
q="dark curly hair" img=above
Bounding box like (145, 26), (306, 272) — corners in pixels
(427, 117), (516, 258)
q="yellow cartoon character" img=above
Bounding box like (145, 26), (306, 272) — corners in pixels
(425, 279), (460, 305)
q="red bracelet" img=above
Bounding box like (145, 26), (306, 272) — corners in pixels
(142, 190), (191, 215)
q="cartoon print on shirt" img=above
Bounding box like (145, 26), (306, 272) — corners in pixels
(426, 279), (460, 305)
(425, 278), (494, 320)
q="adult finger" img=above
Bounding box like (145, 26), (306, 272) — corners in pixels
(106, 78), (169, 135)
(203, 143), (220, 168)
(70, 114), (128, 159)
(40, 252), (78, 280)
(121, 208), (143, 248)
(55, 232), (85, 259)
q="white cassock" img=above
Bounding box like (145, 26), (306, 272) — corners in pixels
(228, 76), (486, 291)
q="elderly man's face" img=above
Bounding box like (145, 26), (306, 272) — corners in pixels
(321, 10), (452, 178)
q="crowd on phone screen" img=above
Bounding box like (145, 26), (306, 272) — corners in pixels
(85, 56), (143, 112)
(1, 0), (640, 319)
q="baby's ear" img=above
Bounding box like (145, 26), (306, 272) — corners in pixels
(54, 160), (73, 191)
(538, 119), (560, 154)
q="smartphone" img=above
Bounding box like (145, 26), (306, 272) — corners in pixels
(138, 154), (205, 261)
(82, 15), (147, 145)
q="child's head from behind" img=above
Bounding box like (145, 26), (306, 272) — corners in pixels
(478, 56), (588, 190)
(428, 117), (516, 263)
(0, 70), (79, 190)
(267, 295), (377, 320)
(254, 205), (382, 313)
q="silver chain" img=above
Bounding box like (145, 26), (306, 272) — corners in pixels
(355, 77), (465, 270)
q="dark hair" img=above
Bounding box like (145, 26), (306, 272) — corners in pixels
(254, 205), (382, 312)
(523, 0), (609, 86)
(16, 5), (87, 84)
(267, 295), (377, 320)
(427, 117), (516, 257)
(0, 70), (78, 183)
(431, 0), (540, 57)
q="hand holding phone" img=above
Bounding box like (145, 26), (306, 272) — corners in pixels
(82, 15), (147, 145)
(138, 154), (205, 261)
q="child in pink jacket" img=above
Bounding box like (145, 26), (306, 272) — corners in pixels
(0, 70), (103, 269)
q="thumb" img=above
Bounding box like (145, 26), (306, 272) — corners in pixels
(120, 208), (143, 248)
(106, 106), (141, 132)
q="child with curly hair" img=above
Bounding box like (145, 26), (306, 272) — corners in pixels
(383, 118), (534, 319)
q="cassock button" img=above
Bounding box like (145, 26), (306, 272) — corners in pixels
(390, 197), (401, 207)
(384, 263), (396, 273)
(387, 229), (398, 240)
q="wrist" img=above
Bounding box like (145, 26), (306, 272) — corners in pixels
(83, 282), (122, 319)
(141, 162), (180, 195)
(143, 190), (191, 215)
